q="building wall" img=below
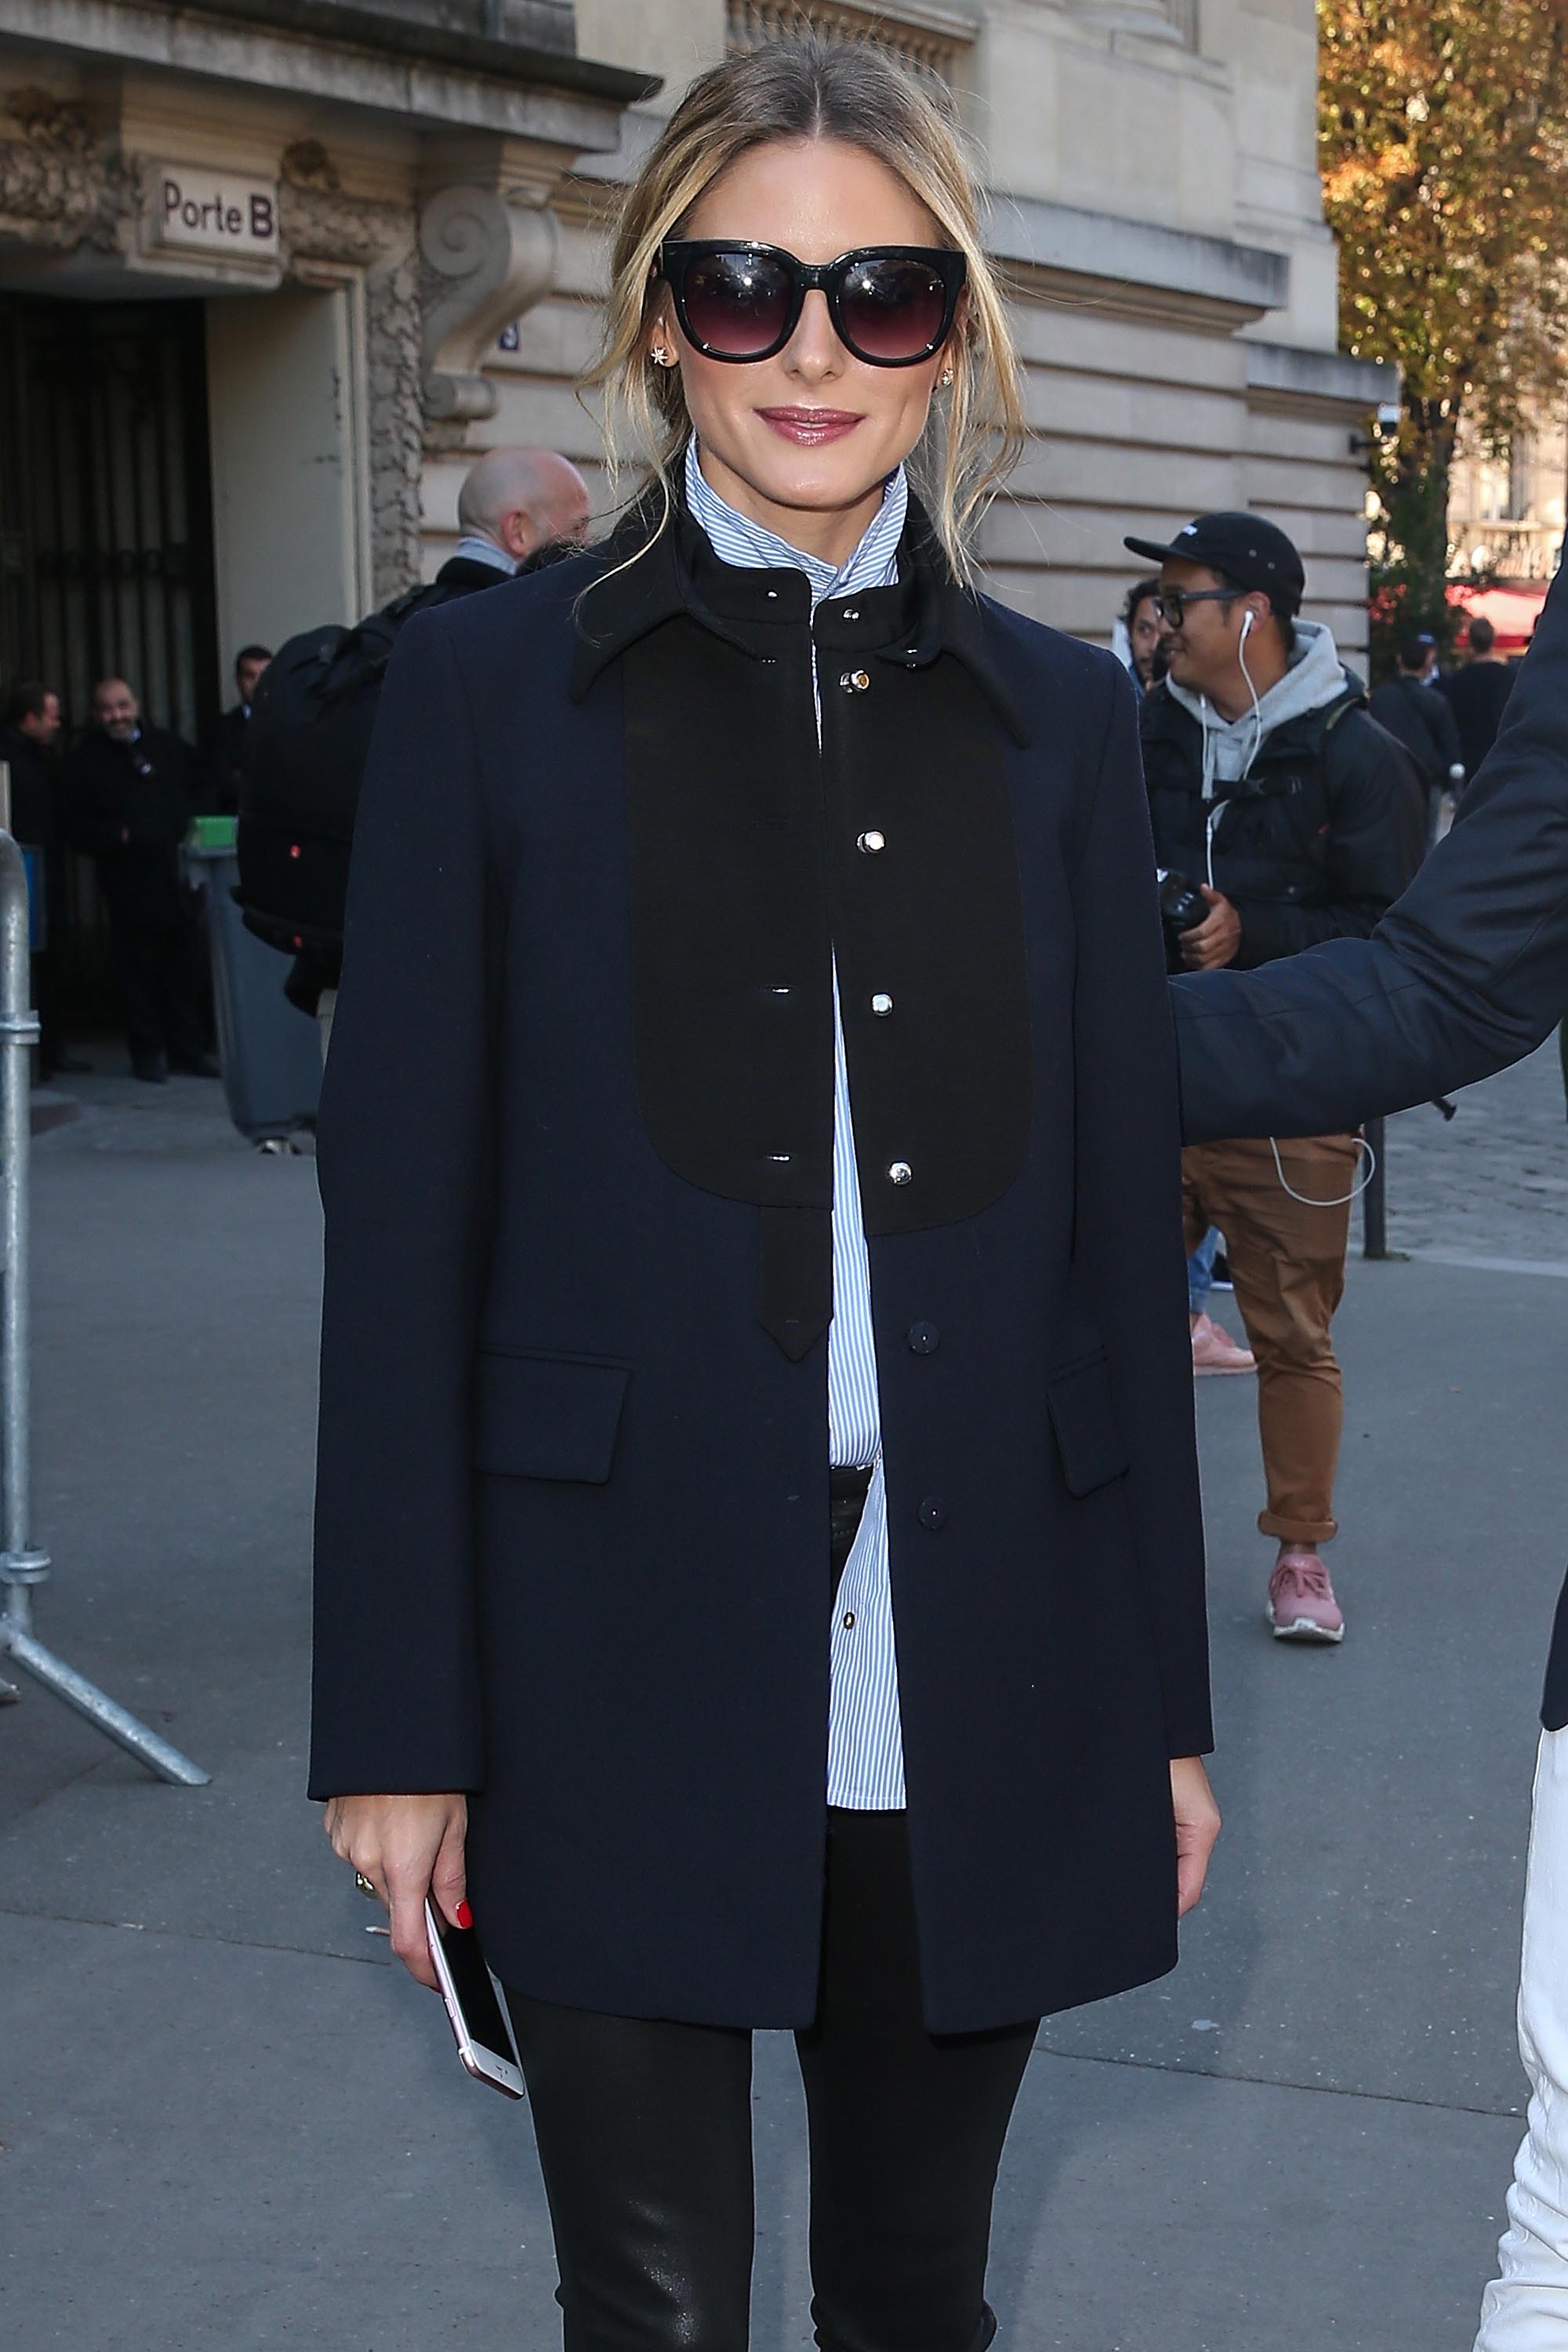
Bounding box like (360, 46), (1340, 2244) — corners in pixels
(0, 0), (1381, 704)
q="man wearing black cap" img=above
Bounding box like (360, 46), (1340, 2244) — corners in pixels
(1124, 510), (1426, 1647)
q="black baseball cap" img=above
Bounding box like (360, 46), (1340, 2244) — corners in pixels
(1123, 512), (1305, 617)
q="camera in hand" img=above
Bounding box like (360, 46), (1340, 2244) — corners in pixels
(1157, 870), (1208, 942)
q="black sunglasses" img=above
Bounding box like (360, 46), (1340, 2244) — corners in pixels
(1154, 586), (1240, 627)
(657, 241), (967, 368)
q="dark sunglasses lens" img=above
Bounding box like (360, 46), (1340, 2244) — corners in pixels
(681, 250), (793, 356)
(838, 256), (949, 361)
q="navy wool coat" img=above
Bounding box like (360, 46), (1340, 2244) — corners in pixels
(310, 502), (1211, 2034)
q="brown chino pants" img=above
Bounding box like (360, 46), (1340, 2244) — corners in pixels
(1183, 1133), (1363, 1548)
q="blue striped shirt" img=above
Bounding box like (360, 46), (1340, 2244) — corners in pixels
(684, 438), (907, 1809)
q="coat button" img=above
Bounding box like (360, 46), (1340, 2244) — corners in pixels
(870, 991), (894, 1017)
(887, 1160), (913, 1185)
(908, 1321), (940, 1354)
(857, 829), (885, 855)
(840, 669), (871, 694)
(919, 1496), (947, 1530)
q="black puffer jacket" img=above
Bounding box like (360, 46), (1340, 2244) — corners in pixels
(1140, 670), (1427, 970)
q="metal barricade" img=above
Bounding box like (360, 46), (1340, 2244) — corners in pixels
(0, 818), (208, 1784)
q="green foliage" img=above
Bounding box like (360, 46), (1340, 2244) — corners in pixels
(1319, 0), (1568, 670)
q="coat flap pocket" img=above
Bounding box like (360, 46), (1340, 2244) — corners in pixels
(1046, 1353), (1130, 1498)
(473, 1350), (630, 1484)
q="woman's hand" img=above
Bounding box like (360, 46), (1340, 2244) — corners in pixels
(323, 1793), (469, 1990)
(1170, 1756), (1220, 1918)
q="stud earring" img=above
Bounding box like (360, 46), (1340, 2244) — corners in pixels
(939, 363), (956, 387)
(651, 344), (673, 367)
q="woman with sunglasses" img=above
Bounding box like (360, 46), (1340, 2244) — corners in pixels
(312, 35), (1218, 2351)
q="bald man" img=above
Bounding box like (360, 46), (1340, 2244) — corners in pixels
(444, 446), (590, 586)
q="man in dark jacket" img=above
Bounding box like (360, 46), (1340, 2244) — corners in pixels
(60, 678), (215, 1083)
(1439, 612), (1518, 780)
(279, 445), (590, 1041)
(1370, 630), (1465, 822)
(204, 644), (272, 815)
(1125, 510), (1427, 1645)
(0, 679), (83, 1081)
(1169, 562), (1568, 2347)
(0, 677), (60, 849)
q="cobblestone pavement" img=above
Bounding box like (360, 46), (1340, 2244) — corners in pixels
(1378, 1035), (1567, 1265)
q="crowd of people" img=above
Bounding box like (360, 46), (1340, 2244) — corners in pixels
(0, 446), (591, 1086)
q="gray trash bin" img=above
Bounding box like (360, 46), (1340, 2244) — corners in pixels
(183, 840), (322, 1142)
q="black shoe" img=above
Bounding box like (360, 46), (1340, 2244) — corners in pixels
(168, 1054), (220, 1080)
(132, 1056), (168, 1084)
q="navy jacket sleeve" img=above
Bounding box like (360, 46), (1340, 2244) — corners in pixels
(1173, 568), (1568, 1143)
(1075, 657), (1213, 1757)
(308, 613), (495, 1798)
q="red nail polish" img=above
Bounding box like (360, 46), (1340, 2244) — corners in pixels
(455, 1900), (474, 1930)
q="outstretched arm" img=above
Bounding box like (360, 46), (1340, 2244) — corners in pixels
(1174, 568), (1568, 1143)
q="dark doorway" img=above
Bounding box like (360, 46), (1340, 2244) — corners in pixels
(0, 296), (220, 741)
(0, 295), (220, 1030)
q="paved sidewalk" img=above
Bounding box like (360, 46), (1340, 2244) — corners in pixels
(2, 1049), (1565, 2349)
(1381, 1036), (1567, 1265)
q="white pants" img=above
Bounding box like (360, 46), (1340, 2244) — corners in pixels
(1477, 1729), (1568, 2348)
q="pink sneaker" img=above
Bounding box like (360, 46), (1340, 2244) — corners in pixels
(1191, 1313), (1256, 1376)
(1268, 1549), (1345, 1642)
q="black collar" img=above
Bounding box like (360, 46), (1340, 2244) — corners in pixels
(568, 487), (1029, 746)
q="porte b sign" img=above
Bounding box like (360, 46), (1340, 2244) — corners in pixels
(147, 165), (281, 260)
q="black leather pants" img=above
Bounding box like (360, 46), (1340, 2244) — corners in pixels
(508, 1812), (1036, 2352)
(506, 1479), (1037, 2352)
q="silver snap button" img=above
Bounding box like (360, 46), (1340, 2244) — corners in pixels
(887, 1160), (913, 1185)
(840, 669), (871, 694)
(857, 829), (885, 855)
(870, 992), (894, 1018)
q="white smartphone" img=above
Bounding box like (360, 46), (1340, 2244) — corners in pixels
(423, 1897), (527, 2100)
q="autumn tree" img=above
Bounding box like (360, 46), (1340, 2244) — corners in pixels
(1319, 0), (1568, 661)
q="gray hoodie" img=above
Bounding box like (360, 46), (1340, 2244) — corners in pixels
(1165, 619), (1352, 798)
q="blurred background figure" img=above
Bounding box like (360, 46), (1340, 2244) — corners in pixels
(238, 445), (592, 1051)
(1438, 615), (1517, 782)
(60, 678), (214, 1084)
(1370, 630), (1465, 841)
(448, 445), (591, 582)
(205, 644), (274, 816)
(1115, 575), (1167, 691)
(0, 678), (83, 1080)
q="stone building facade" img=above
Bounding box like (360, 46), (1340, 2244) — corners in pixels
(0, 0), (1385, 751)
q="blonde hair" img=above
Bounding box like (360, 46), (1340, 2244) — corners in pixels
(582, 37), (1026, 582)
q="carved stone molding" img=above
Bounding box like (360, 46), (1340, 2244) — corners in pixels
(279, 171), (423, 602)
(418, 184), (557, 423)
(0, 90), (135, 252)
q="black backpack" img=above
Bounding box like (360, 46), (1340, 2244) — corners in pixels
(236, 585), (434, 964)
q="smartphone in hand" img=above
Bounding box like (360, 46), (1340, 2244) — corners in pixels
(423, 1897), (526, 2100)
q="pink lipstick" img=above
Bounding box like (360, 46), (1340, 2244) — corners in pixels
(757, 407), (864, 447)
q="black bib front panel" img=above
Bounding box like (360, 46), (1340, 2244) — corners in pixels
(621, 582), (1032, 1352)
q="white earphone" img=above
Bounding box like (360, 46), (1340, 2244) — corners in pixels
(1239, 609), (1254, 645)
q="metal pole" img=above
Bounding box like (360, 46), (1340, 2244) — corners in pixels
(0, 826), (208, 1784)
(1362, 1114), (1389, 1261)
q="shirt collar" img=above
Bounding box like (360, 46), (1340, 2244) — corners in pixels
(681, 437), (906, 608)
(568, 456), (1029, 746)
(452, 533), (518, 577)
